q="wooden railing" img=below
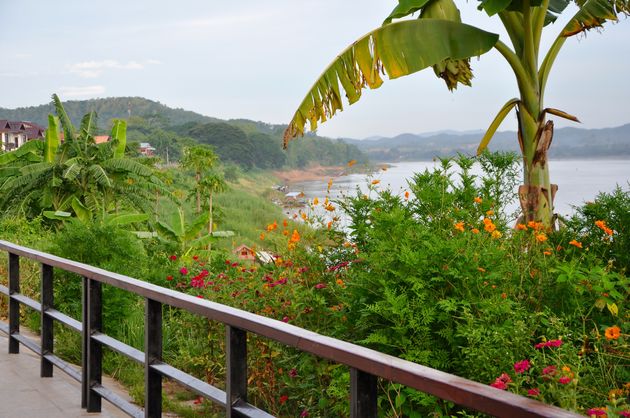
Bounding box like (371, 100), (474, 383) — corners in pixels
(0, 240), (582, 418)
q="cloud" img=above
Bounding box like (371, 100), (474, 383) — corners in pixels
(58, 85), (106, 98)
(67, 60), (149, 78)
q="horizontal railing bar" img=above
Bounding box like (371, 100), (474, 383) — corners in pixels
(232, 400), (276, 418)
(92, 383), (144, 418)
(44, 353), (82, 382)
(150, 362), (227, 407)
(11, 333), (41, 355)
(45, 308), (82, 332)
(92, 332), (145, 364)
(0, 321), (9, 334)
(10, 293), (41, 311)
(0, 284), (8, 296)
(0, 240), (582, 418)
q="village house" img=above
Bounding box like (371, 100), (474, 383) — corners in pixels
(139, 142), (156, 156)
(0, 120), (45, 151)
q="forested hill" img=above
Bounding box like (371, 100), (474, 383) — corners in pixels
(0, 97), (367, 170)
(342, 123), (630, 161)
(0, 97), (219, 127)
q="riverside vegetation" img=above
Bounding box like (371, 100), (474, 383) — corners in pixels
(0, 100), (628, 417)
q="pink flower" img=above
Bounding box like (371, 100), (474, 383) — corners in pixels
(513, 359), (531, 374)
(288, 368), (298, 378)
(300, 410), (309, 417)
(282, 316), (289, 323)
(527, 388), (540, 397)
(180, 267), (189, 275)
(586, 408), (607, 416)
(619, 411), (630, 417)
(497, 373), (512, 383)
(542, 365), (556, 376)
(169, 255), (177, 261)
(534, 342), (546, 349)
(314, 283), (327, 289)
(546, 339), (562, 348)
(558, 377), (572, 385)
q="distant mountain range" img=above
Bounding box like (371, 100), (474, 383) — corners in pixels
(342, 124), (630, 161)
(2, 97), (628, 162)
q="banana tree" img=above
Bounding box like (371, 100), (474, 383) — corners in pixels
(283, 0), (629, 227)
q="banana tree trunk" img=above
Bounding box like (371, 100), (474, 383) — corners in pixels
(518, 114), (557, 227)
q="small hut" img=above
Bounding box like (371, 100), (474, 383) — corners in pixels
(233, 245), (256, 262)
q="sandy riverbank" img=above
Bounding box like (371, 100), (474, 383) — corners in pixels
(272, 165), (347, 185)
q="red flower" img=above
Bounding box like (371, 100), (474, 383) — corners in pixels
(193, 396), (203, 404)
(180, 267), (189, 275)
(193, 255), (199, 261)
(586, 408), (606, 416)
(282, 316), (289, 323)
(288, 368), (298, 378)
(527, 388), (540, 397)
(535, 339), (563, 349)
(279, 395), (288, 405)
(166, 275), (173, 281)
(169, 255), (177, 261)
(490, 380), (507, 390)
(558, 377), (572, 385)
(513, 359), (531, 374)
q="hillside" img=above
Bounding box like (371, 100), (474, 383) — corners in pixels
(342, 124), (630, 161)
(0, 97), (368, 170)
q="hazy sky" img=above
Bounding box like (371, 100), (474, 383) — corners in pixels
(2, 1), (629, 138)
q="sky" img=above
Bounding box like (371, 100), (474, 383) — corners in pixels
(2, 0), (629, 139)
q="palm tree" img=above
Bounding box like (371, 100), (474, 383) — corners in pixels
(283, 0), (629, 227)
(0, 94), (167, 220)
(180, 145), (218, 214)
(197, 171), (227, 251)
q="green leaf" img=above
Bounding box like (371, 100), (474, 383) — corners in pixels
(111, 119), (127, 159)
(80, 111), (98, 140)
(283, 19), (499, 146)
(562, 0), (629, 36)
(383, 0), (431, 24)
(51, 94), (76, 141)
(477, 98), (520, 154)
(43, 210), (72, 220)
(71, 197), (92, 223)
(543, 107), (580, 123)
(44, 115), (61, 163)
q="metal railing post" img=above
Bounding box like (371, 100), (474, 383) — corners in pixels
(144, 298), (163, 418)
(350, 368), (377, 418)
(86, 278), (102, 412)
(8, 253), (20, 354)
(226, 325), (247, 417)
(81, 276), (88, 408)
(40, 263), (54, 377)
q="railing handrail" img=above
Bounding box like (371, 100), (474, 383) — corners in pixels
(0, 239), (583, 418)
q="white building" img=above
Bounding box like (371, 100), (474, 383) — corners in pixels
(0, 120), (45, 151)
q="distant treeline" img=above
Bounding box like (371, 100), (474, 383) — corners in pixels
(0, 96), (368, 169)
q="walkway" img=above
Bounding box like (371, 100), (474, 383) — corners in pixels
(0, 332), (129, 418)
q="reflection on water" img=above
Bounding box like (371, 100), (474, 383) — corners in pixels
(286, 160), (629, 228)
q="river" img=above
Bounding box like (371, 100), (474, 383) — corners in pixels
(288, 159), (629, 226)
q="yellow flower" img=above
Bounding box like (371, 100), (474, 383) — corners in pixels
(454, 222), (465, 232)
(491, 230), (502, 239)
(605, 325), (621, 340)
(568, 239), (583, 249)
(300, 212), (308, 221)
(327, 178), (333, 191)
(313, 197), (319, 205)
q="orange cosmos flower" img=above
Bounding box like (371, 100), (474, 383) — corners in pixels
(543, 250), (552, 256)
(259, 233), (265, 240)
(301, 212), (308, 221)
(327, 178), (333, 191)
(371, 179), (380, 185)
(325, 204), (335, 212)
(471, 228), (480, 234)
(290, 229), (300, 243)
(605, 326), (621, 340)
(568, 240), (583, 249)
(486, 210), (494, 216)
(347, 159), (356, 167)
(283, 219), (288, 227)
(454, 222), (465, 232)
(404, 191), (409, 200)
(267, 221), (278, 231)
(282, 230), (289, 236)
(474, 197), (482, 204)
(595, 220), (613, 236)
(516, 223), (527, 231)
(535, 233), (548, 243)
(483, 218), (496, 232)
(327, 221), (332, 230)
(313, 197), (319, 205)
